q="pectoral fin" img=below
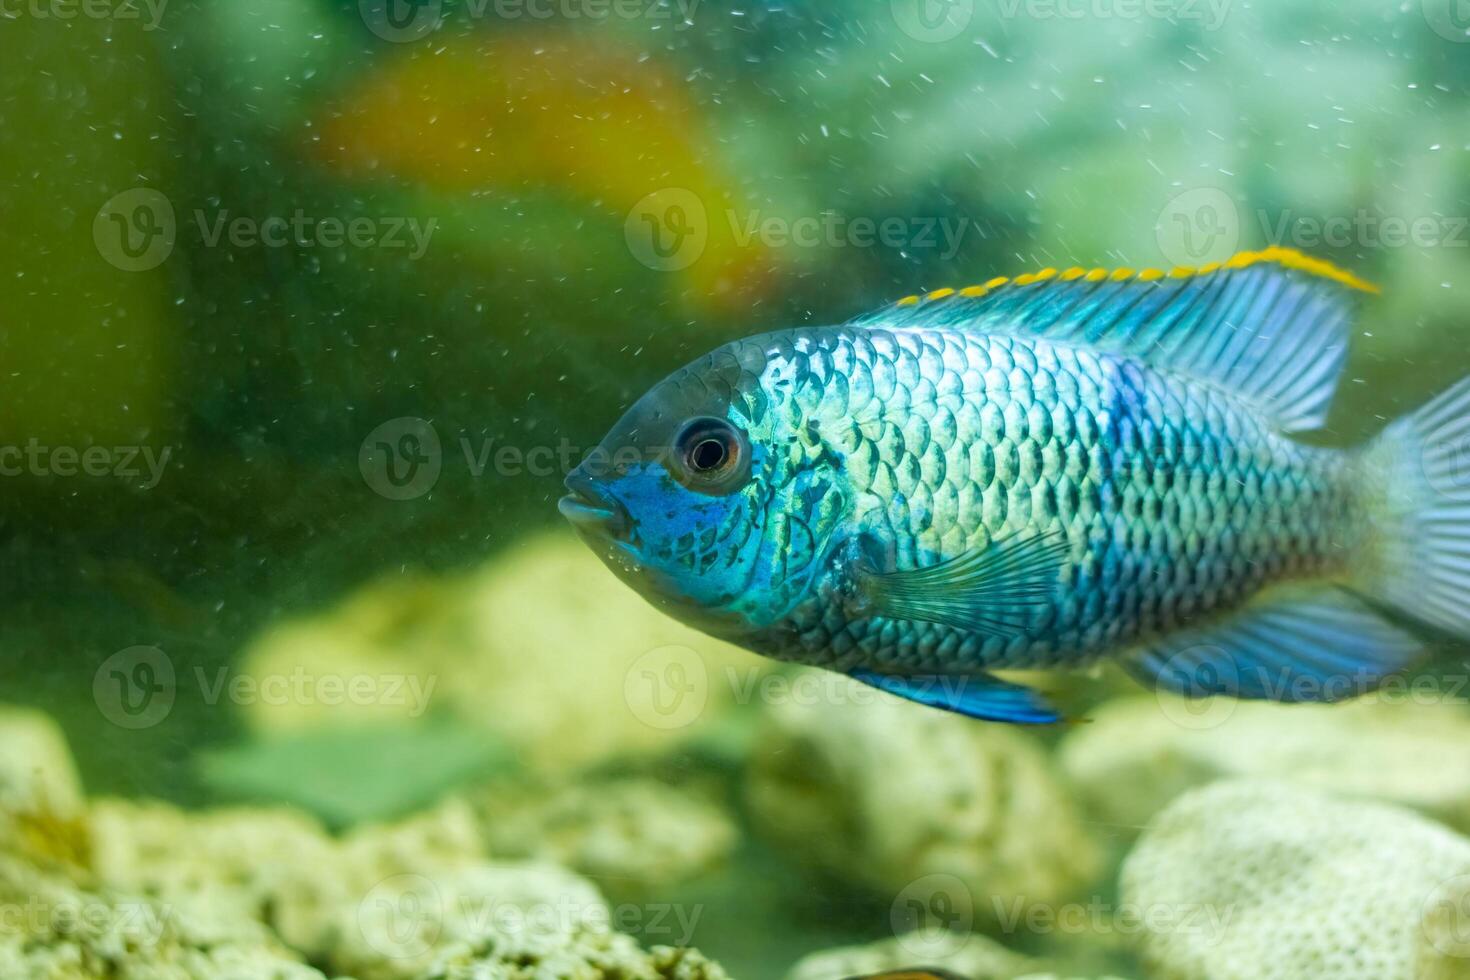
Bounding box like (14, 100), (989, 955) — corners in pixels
(850, 669), (1061, 724)
(855, 528), (1070, 638)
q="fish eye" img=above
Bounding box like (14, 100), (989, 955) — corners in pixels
(671, 416), (750, 495)
(689, 435), (728, 472)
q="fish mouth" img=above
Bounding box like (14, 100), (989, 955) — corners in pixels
(559, 470), (632, 541)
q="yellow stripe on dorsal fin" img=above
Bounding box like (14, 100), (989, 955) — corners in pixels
(893, 246), (1377, 309)
(1229, 245), (1380, 293)
(862, 246), (1374, 435)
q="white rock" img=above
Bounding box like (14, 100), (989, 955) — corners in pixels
(478, 775), (738, 901)
(1121, 779), (1470, 980)
(785, 932), (1038, 980)
(1058, 696), (1470, 836)
(748, 674), (1103, 923)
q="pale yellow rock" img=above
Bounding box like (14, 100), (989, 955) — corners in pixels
(89, 795), (487, 960)
(477, 775), (737, 901)
(1121, 779), (1470, 980)
(337, 856), (732, 979)
(1059, 696), (1470, 837)
(234, 575), (450, 732)
(1418, 870), (1470, 980)
(747, 674), (1103, 922)
(237, 530), (770, 771)
(0, 851), (328, 980)
(88, 798), (343, 951)
(443, 530), (769, 770)
(0, 696), (734, 980)
(0, 706), (88, 868)
(342, 796), (489, 884)
(421, 931), (732, 980)
(785, 931), (1039, 980)
(332, 860), (611, 980)
(0, 706), (84, 820)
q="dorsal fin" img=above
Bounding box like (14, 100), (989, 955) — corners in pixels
(856, 247), (1376, 433)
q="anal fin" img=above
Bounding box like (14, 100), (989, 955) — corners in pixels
(849, 669), (1061, 724)
(1122, 586), (1424, 702)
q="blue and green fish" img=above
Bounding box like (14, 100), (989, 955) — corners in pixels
(560, 247), (1470, 723)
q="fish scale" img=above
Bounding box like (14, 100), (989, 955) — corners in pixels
(741, 325), (1352, 674)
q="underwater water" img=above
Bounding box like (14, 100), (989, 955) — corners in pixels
(4, 0), (1470, 977)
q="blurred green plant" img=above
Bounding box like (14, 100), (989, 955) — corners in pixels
(196, 722), (516, 826)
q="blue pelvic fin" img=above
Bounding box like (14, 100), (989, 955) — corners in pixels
(860, 247), (1370, 433)
(856, 528), (1070, 638)
(1121, 587), (1424, 702)
(850, 669), (1061, 724)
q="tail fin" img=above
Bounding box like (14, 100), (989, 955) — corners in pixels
(1360, 375), (1470, 638)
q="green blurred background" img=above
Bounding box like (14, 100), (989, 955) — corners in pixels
(3, 0), (1470, 973)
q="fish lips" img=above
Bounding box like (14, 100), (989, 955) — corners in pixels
(559, 469), (633, 542)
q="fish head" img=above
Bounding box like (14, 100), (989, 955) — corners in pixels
(561, 334), (849, 637)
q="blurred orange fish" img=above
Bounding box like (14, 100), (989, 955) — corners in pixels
(313, 30), (772, 313)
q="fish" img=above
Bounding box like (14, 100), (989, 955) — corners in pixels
(560, 246), (1470, 723)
